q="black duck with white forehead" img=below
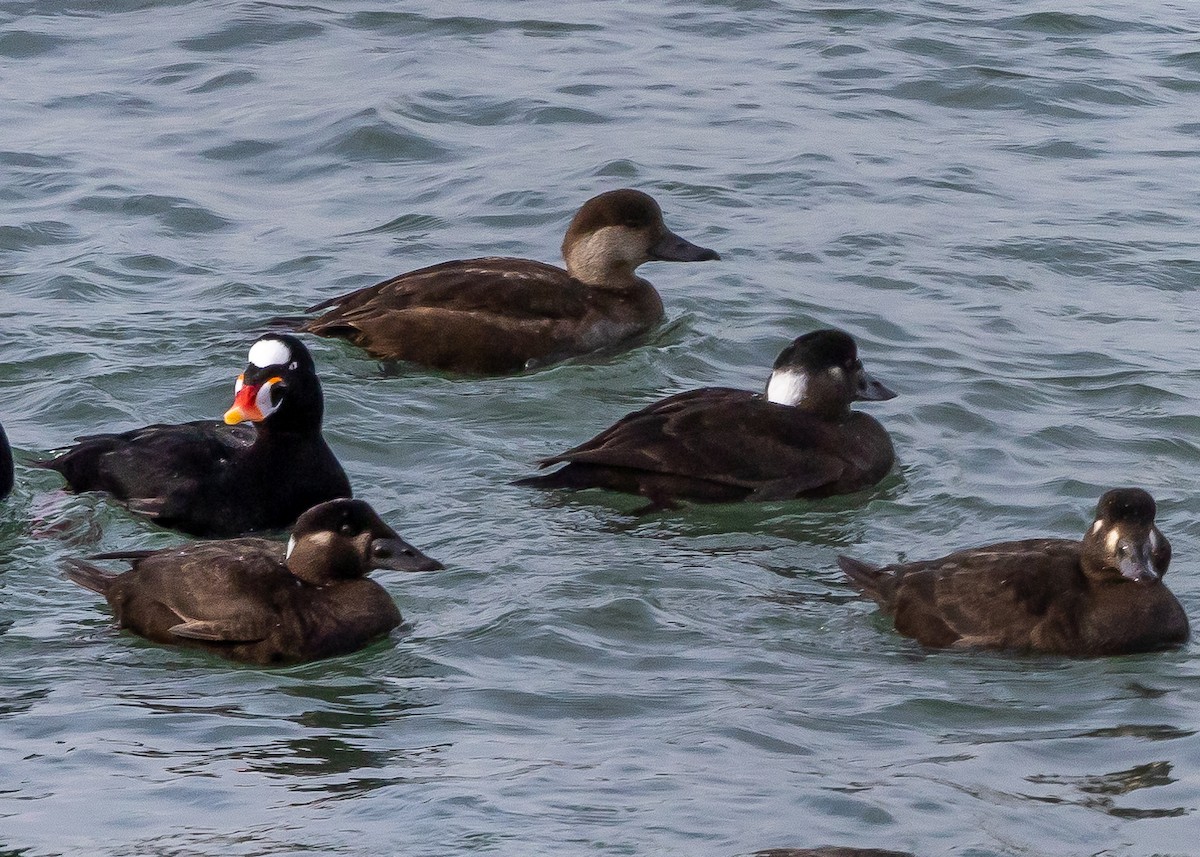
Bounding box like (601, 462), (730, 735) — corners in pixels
(838, 488), (1188, 656)
(65, 499), (442, 666)
(295, 189), (719, 375)
(39, 334), (350, 537)
(516, 329), (896, 513)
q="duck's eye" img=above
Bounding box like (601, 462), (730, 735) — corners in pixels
(339, 522), (357, 536)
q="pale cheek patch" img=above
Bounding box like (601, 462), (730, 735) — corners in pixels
(1149, 529), (1160, 551)
(1105, 528), (1122, 553)
(248, 338), (291, 369)
(285, 535), (296, 561)
(1090, 519), (1103, 535)
(767, 370), (808, 406)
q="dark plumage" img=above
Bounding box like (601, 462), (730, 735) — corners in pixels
(39, 334), (350, 537)
(516, 329), (896, 512)
(838, 488), (1188, 656)
(0, 422), (12, 500)
(65, 499), (442, 665)
(294, 189), (719, 375)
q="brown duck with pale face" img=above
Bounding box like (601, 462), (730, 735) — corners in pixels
(838, 488), (1188, 656)
(65, 499), (442, 665)
(296, 189), (719, 375)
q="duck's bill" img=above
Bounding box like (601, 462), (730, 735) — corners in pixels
(371, 536), (444, 572)
(224, 375), (283, 425)
(649, 230), (720, 262)
(1118, 538), (1160, 584)
(856, 370), (897, 402)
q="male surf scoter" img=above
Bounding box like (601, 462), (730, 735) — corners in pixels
(65, 498), (442, 665)
(838, 488), (1188, 656)
(40, 334), (350, 536)
(517, 329), (896, 512)
(293, 189), (719, 375)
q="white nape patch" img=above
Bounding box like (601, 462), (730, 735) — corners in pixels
(1106, 528), (1122, 553)
(248, 338), (291, 369)
(285, 535), (296, 561)
(1090, 519), (1103, 535)
(767, 369), (808, 406)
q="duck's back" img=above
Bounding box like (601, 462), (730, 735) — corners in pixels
(847, 538), (1187, 655)
(537, 389), (894, 501)
(302, 258), (661, 374)
(95, 541), (400, 665)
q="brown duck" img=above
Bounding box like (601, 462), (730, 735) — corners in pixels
(838, 488), (1188, 656)
(295, 189), (719, 375)
(65, 499), (442, 665)
(517, 329), (896, 512)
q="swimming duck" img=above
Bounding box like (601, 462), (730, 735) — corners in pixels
(838, 488), (1188, 656)
(65, 498), (442, 665)
(0, 422), (12, 500)
(40, 334), (350, 537)
(516, 329), (896, 512)
(294, 189), (719, 375)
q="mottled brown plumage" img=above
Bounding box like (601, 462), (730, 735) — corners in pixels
(839, 488), (1188, 656)
(65, 499), (442, 665)
(297, 189), (719, 375)
(517, 330), (896, 512)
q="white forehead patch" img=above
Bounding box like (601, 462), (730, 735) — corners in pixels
(248, 338), (291, 369)
(767, 369), (808, 406)
(1105, 528), (1121, 553)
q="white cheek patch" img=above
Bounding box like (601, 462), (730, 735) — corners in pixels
(285, 535), (296, 561)
(248, 338), (291, 369)
(1090, 519), (1103, 535)
(767, 370), (808, 406)
(1105, 527), (1121, 553)
(256, 381), (281, 417)
(1149, 529), (1160, 551)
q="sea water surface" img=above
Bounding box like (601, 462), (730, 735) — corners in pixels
(2, 1), (1200, 855)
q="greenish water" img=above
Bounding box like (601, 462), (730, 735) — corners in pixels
(2, 2), (1199, 855)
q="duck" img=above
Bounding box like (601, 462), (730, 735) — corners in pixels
(838, 488), (1188, 656)
(516, 329), (896, 513)
(0, 422), (12, 500)
(64, 498), (442, 665)
(39, 333), (350, 537)
(292, 189), (719, 375)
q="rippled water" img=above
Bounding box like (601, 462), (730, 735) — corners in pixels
(3, 1), (1200, 855)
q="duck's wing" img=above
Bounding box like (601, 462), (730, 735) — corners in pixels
(884, 539), (1083, 648)
(39, 420), (253, 504)
(542, 390), (847, 496)
(305, 258), (590, 322)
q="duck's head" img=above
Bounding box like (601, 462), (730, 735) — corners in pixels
(1082, 488), (1170, 585)
(284, 498), (443, 585)
(561, 189), (719, 286)
(224, 334), (323, 431)
(765, 329), (896, 418)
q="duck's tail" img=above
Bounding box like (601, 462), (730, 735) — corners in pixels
(63, 558), (117, 595)
(836, 555), (893, 606)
